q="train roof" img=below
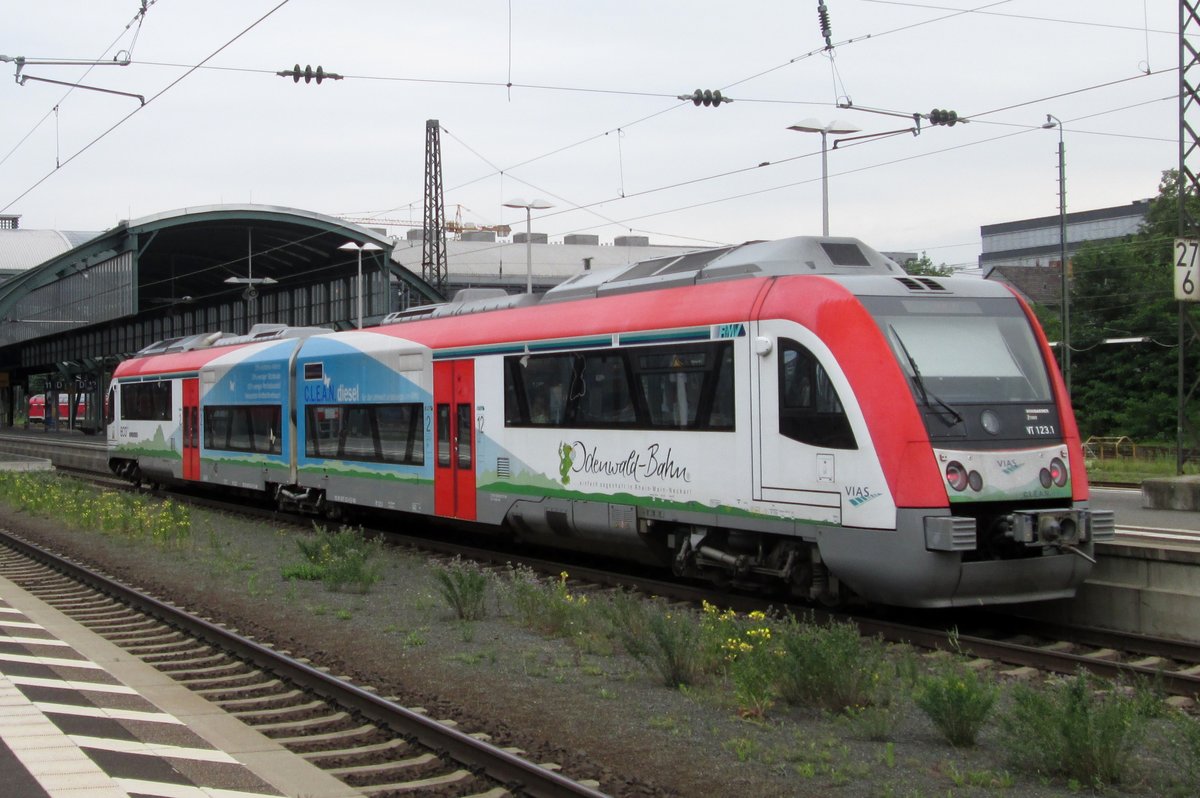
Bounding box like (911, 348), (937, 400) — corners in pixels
(541, 235), (903, 303)
(382, 235), (908, 324)
(115, 324), (332, 378)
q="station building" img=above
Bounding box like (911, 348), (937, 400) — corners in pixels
(0, 205), (697, 431)
(979, 199), (1151, 304)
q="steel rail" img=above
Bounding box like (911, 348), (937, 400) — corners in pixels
(0, 528), (609, 798)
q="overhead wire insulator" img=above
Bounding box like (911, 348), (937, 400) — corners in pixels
(817, 2), (833, 49)
(678, 89), (732, 107)
(276, 64), (343, 84)
(928, 108), (959, 126)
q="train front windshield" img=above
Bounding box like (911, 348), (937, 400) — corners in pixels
(862, 296), (1053, 405)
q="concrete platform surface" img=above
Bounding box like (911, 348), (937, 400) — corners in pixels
(0, 571), (365, 798)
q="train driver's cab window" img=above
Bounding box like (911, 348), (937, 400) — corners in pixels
(778, 339), (856, 449)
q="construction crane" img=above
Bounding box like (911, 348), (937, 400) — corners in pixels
(339, 206), (511, 238)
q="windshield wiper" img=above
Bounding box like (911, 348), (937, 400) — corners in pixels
(889, 325), (964, 427)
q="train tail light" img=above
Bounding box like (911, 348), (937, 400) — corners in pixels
(1049, 457), (1068, 487)
(945, 461), (983, 493)
(946, 461), (969, 491)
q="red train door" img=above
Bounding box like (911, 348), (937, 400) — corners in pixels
(182, 378), (201, 481)
(433, 360), (477, 521)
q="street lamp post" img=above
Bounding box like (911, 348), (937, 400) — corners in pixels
(787, 119), (862, 236)
(339, 241), (384, 329)
(502, 198), (553, 294)
(1042, 114), (1070, 393)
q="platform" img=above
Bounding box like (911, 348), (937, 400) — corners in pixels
(0, 573), (364, 798)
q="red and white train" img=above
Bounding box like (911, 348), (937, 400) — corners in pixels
(28, 393), (89, 429)
(107, 236), (1113, 608)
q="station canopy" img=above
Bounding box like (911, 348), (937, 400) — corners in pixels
(0, 204), (442, 360)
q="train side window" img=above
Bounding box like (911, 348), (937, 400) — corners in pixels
(778, 339), (856, 449)
(340, 406), (378, 460)
(306, 405), (341, 457)
(228, 407), (253, 450)
(634, 341), (733, 430)
(120, 381), (172, 421)
(305, 403), (424, 465)
(504, 361), (526, 425)
(204, 406), (232, 450)
(575, 352), (635, 425)
(505, 341), (735, 430)
(456, 404), (473, 468)
(247, 406), (282, 454)
(709, 345), (736, 428)
(505, 354), (572, 426)
(377, 404), (425, 465)
(203, 405), (281, 454)
(436, 404), (451, 467)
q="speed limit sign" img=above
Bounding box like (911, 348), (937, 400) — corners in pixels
(1176, 238), (1200, 302)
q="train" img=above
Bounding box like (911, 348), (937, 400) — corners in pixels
(28, 393), (90, 430)
(106, 235), (1113, 608)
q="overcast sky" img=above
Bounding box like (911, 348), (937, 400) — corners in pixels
(0, 1), (1179, 271)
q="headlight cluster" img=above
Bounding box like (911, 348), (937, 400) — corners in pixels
(945, 456), (1068, 494)
(945, 461), (982, 492)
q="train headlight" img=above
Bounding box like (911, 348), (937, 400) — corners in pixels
(1049, 457), (1068, 487)
(980, 409), (1001, 435)
(946, 461), (969, 491)
(968, 470), (983, 492)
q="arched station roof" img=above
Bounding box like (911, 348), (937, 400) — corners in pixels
(0, 204), (444, 377)
(0, 204), (441, 323)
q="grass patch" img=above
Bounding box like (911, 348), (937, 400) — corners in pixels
(430, 556), (490, 620)
(914, 652), (997, 747)
(284, 524), (382, 593)
(999, 670), (1149, 788)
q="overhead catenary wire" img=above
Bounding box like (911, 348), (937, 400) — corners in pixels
(2, 1), (1176, 262)
(0, 0), (293, 216)
(0, 0), (157, 171)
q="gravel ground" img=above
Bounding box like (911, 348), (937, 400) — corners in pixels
(0, 491), (1191, 798)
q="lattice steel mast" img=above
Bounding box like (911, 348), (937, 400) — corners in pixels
(421, 119), (448, 297)
(1180, 1), (1200, 471)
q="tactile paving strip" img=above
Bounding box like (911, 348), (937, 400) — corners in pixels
(0, 599), (285, 798)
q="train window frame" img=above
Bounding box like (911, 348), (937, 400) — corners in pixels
(203, 404), (282, 455)
(777, 339), (857, 450)
(305, 403), (425, 466)
(503, 340), (735, 431)
(303, 362), (324, 381)
(120, 380), (173, 422)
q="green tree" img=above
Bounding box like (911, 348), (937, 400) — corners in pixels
(1046, 170), (1198, 440)
(904, 252), (955, 277)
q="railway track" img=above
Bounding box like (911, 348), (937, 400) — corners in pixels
(4, 435), (1199, 707)
(0, 528), (608, 798)
(854, 612), (1200, 700)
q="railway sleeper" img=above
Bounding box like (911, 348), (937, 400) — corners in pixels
(253, 710), (353, 734)
(214, 688), (305, 710)
(194, 678), (287, 698)
(359, 769), (474, 795)
(230, 699), (328, 723)
(300, 738), (412, 763)
(327, 752), (437, 777)
(273, 722), (380, 747)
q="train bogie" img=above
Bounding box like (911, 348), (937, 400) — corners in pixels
(106, 236), (1114, 609)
